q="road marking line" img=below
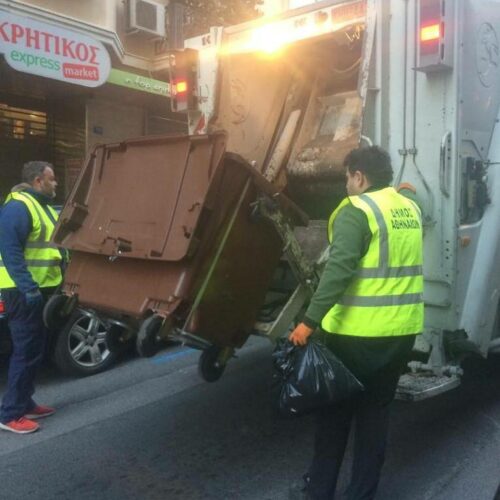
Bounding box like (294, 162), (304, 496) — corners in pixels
(151, 348), (195, 365)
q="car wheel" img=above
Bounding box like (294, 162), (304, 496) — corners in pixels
(53, 309), (118, 377)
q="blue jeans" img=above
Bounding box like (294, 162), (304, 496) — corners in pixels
(0, 289), (47, 423)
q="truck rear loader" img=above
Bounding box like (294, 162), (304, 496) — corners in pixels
(49, 0), (500, 399)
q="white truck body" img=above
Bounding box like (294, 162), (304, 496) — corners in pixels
(180, 0), (500, 398)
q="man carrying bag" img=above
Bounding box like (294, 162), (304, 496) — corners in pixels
(288, 146), (424, 500)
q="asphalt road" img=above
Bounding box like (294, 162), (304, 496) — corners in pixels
(0, 338), (499, 500)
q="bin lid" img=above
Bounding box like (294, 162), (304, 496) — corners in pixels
(53, 132), (227, 262)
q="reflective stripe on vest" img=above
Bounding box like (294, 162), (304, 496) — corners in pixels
(0, 191), (63, 289)
(321, 187), (424, 337)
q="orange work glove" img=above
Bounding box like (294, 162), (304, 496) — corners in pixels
(288, 322), (314, 346)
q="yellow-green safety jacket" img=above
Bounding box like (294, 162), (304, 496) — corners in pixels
(0, 191), (63, 289)
(321, 187), (424, 337)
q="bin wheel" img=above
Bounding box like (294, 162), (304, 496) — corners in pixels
(43, 294), (74, 330)
(136, 315), (164, 358)
(106, 324), (131, 354)
(198, 346), (226, 383)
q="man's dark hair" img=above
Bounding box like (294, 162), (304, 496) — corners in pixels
(343, 146), (393, 188)
(22, 161), (53, 184)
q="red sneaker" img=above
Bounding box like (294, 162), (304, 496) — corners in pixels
(25, 405), (56, 420)
(0, 417), (39, 434)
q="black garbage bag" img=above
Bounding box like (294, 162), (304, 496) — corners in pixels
(272, 337), (364, 417)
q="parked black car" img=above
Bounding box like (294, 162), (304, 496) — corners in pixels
(0, 291), (130, 377)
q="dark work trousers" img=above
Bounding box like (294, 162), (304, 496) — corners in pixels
(307, 332), (416, 500)
(0, 288), (50, 423)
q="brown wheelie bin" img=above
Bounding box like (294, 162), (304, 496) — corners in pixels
(49, 131), (294, 381)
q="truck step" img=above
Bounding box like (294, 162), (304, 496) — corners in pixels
(396, 373), (461, 401)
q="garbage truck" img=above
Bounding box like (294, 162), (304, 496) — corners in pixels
(48, 0), (500, 399)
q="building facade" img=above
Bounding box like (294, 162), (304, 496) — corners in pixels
(259, 0), (320, 17)
(0, 0), (185, 200)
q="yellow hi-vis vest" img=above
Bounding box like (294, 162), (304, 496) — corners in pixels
(321, 187), (424, 337)
(0, 191), (63, 289)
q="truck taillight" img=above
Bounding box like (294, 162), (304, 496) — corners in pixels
(169, 49), (198, 113)
(176, 80), (188, 94)
(417, 0), (454, 73)
(0, 300), (5, 314)
(420, 23), (440, 43)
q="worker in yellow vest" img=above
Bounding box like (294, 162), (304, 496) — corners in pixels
(289, 146), (423, 500)
(0, 162), (63, 434)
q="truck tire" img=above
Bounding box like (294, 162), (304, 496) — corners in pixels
(53, 309), (117, 377)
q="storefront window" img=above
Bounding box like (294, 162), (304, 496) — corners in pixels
(0, 103), (47, 140)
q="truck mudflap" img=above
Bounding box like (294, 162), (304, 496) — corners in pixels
(396, 373), (461, 402)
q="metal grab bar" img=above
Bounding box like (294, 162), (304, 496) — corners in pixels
(440, 131), (452, 197)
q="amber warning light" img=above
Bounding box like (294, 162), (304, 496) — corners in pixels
(421, 23), (440, 42)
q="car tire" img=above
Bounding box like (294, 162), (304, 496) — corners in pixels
(53, 309), (118, 377)
(43, 293), (75, 330)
